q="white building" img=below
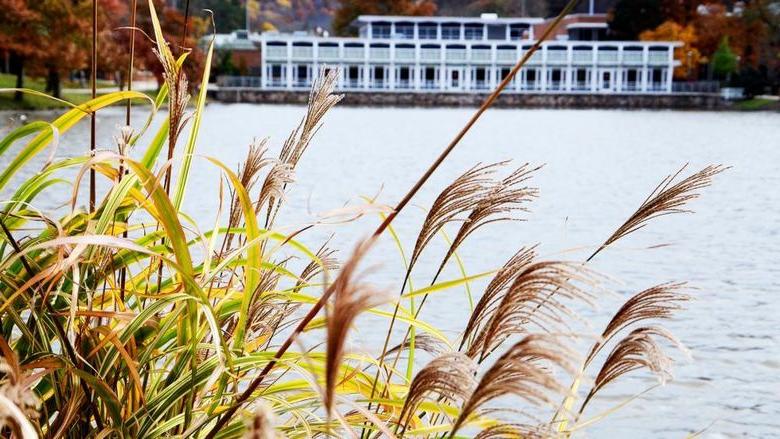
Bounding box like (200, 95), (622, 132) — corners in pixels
(256, 14), (681, 94)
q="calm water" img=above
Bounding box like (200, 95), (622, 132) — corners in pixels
(1, 104), (778, 437)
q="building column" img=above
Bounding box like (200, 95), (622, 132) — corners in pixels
(286, 43), (293, 90)
(666, 44), (674, 93)
(641, 46), (649, 92)
(260, 41), (267, 89)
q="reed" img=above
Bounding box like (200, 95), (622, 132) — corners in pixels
(0, 0), (725, 437)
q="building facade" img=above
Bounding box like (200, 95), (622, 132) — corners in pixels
(255, 14), (680, 94)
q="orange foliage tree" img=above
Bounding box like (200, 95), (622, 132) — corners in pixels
(0, 0), (40, 100)
(641, 20), (701, 79)
(332, 0), (437, 36)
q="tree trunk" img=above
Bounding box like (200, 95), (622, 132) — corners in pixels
(11, 53), (24, 102)
(46, 66), (62, 99)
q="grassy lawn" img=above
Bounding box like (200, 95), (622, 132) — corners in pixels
(0, 73), (153, 111)
(734, 97), (779, 111)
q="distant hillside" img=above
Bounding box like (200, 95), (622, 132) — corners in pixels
(192, 0), (617, 34)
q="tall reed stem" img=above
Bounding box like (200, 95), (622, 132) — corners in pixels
(89, 0), (97, 212)
(204, 1), (581, 436)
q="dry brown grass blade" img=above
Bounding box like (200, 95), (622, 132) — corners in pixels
(460, 247), (537, 352)
(325, 240), (385, 416)
(397, 352), (478, 434)
(578, 326), (686, 417)
(466, 261), (596, 362)
(585, 282), (690, 365)
(442, 164), (539, 269)
(409, 163), (499, 269)
(451, 335), (575, 437)
(589, 165), (726, 261)
(385, 333), (447, 360)
(224, 139), (272, 250)
(297, 245), (339, 289)
(263, 69), (343, 228)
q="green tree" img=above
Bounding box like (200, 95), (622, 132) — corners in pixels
(711, 36), (739, 80)
(191, 0), (245, 32)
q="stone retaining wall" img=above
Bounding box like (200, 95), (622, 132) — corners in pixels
(210, 88), (726, 110)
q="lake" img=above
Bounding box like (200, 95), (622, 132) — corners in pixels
(1, 104), (778, 437)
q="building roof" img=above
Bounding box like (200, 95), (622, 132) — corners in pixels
(355, 14), (545, 25)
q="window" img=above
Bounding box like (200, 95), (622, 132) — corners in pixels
(442, 24), (460, 40)
(425, 67), (437, 81)
(347, 65), (361, 87)
(487, 24), (506, 40)
(374, 66), (385, 81)
(396, 23), (414, 39)
(509, 24), (527, 40)
(372, 23), (391, 39)
(419, 23), (437, 39)
(652, 69), (663, 83)
(465, 24), (484, 40)
(549, 69), (563, 90)
(399, 67), (411, 81)
(295, 65), (310, 86)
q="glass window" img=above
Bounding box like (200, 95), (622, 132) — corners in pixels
(509, 24), (527, 40)
(396, 23), (414, 39)
(465, 24), (484, 40)
(442, 24), (460, 40)
(419, 24), (437, 39)
(372, 23), (391, 39)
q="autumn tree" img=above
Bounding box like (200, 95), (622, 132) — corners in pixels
(0, 0), (39, 100)
(135, 0), (206, 88)
(641, 20), (701, 79)
(333, 0), (437, 36)
(26, 0), (93, 98)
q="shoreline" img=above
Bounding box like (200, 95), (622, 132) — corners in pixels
(208, 88), (778, 111)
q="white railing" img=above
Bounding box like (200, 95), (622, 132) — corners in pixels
(648, 52), (668, 64)
(497, 49), (518, 63)
(344, 47), (365, 60)
(471, 49), (492, 63)
(293, 46), (314, 59)
(318, 46), (339, 60)
(265, 46), (287, 60)
(395, 48), (416, 61)
(546, 51), (567, 64)
(420, 48), (441, 61)
(572, 51), (593, 64)
(292, 46), (313, 59)
(623, 51), (643, 65)
(598, 51), (619, 64)
(370, 47), (391, 60)
(446, 49), (467, 62)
